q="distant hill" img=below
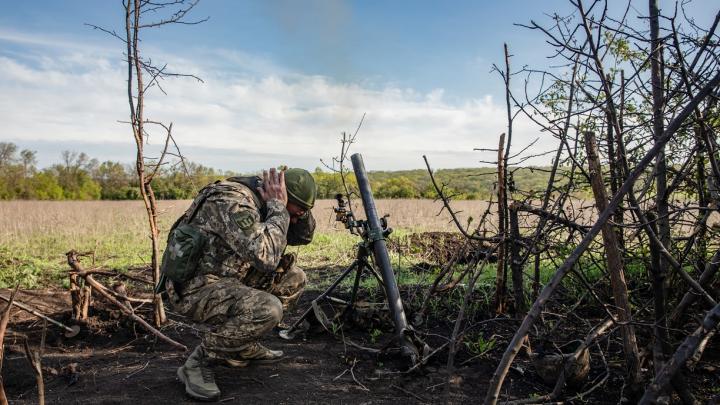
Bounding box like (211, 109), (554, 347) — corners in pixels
(316, 166), (568, 200)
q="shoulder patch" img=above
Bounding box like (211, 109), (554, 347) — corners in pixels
(232, 211), (256, 230)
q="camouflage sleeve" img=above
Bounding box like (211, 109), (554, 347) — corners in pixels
(198, 193), (290, 274)
(287, 210), (316, 246)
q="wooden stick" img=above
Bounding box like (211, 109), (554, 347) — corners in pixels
(0, 286), (19, 405)
(0, 294), (79, 337)
(639, 302), (720, 404)
(583, 131), (640, 383)
(494, 132), (507, 314)
(66, 251), (187, 351)
(70, 269), (154, 285)
(91, 281), (153, 304)
(391, 383), (428, 403)
(23, 321), (46, 405)
(69, 271), (82, 320)
(509, 204), (525, 315)
(80, 282), (92, 320)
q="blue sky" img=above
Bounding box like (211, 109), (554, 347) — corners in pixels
(1, 0), (717, 171)
(1, 1), (560, 98)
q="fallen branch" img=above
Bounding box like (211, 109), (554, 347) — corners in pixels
(66, 251), (187, 351)
(688, 327), (716, 371)
(671, 248), (720, 324)
(0, 285), (19, 405)
(333, 357), (368, 391)
(92, 280), (153, 305)
(345, 339), (382, 354)
(348, 358), (368, 391)
(0, 293), (80, 338)
(508, 318), (614, 404)
(23, 320), (46, 405)
(639, 302), (720, 404)
(391, 383), (429, 403)
(70, 269), (154, 285)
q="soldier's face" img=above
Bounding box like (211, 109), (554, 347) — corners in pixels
(287, 202), (306, 224)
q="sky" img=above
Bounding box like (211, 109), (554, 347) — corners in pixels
(0, 0), (717, 172)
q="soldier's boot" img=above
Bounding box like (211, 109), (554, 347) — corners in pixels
(217, 342), (285, 368)
(177, 345), (221, 401)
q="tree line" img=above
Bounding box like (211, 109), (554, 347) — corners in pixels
(0, 142), (230, 200)
(0, 142), (558, 200)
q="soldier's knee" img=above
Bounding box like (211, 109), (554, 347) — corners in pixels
(268, 296), (283, 325)
(257, 293), (283, 326)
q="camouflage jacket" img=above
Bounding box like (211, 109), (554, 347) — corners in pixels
(181, 178), (315, 280)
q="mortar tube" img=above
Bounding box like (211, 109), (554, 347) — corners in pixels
(351, 153), (417, 362)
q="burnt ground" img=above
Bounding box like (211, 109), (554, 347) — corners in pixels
(2, 232), (720, 404)
(2, 287), (504, 405)
(4, 284), (720, 405)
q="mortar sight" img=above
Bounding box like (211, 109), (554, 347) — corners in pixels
(333, 193), (351, 226)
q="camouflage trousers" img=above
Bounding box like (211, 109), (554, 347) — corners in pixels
(167, 265), (306, 359)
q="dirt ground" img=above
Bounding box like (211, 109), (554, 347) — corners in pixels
(2, 287), (499, 405)
(2, 245), (719, 404)
(4, 285), (720, 404)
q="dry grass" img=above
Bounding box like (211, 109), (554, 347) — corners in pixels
(312, 199), (491, 233)
(0, 199), (492, 287)
(0, 200), (190, 287)
(0, 200), (188, 248)
(0, 199), (490, 245)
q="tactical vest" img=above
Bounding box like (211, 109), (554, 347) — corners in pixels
(158, 177), (266, 288)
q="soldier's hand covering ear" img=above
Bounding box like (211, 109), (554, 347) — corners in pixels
(258, 167), (288, 206)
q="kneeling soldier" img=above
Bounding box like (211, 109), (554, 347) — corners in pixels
(159, 167), (316, 401)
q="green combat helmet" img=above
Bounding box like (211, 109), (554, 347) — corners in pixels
(284, 168), (316, 210)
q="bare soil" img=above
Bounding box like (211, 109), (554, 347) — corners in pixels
(2, 286), (500, 405)
(2, 235), (719, 404)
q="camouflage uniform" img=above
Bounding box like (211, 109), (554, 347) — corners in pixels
(165, 177), (315, 361)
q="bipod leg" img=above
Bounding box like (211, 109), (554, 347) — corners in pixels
(341, 260), (368, 319)
(279, 260), (359, 340)
(367, 264), (385, 289)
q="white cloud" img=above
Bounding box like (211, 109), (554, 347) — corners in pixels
(0, 30), (551, 171)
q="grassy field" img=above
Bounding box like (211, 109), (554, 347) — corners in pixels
(0, 199), (491, 288)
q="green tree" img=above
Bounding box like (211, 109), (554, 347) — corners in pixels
(0, 142), (17, 167)
(52, 151), (102, 200)
(93, 161), (132, 199)
(26, 171), (64, 200)
(0, 143), (21, 199)
(313, 169), (355, 199)
(374, 176), (418, 198)
(18, 149), (38, 198)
